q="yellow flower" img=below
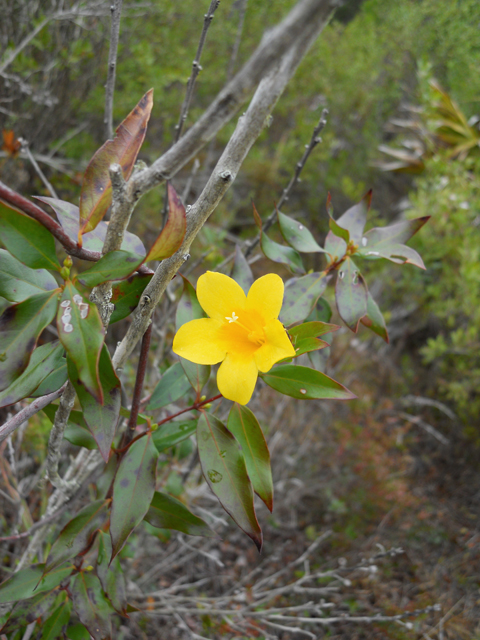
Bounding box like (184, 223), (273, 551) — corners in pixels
(173, 271), (296, 405)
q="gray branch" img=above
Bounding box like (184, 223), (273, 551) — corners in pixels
(113, 0), (334, 370)
(104, 0), (123, 140)
(45, 381), (77, 491)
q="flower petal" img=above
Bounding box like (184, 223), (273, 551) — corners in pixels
(254, 319), (296, 372)
(173, 318), (226, 364)
(197, 272), (247, 321)
(217, 353), (258, 405)
(246, 274), (284, 321)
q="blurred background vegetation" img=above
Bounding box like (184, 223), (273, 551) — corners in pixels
(2, 0), (480, 636)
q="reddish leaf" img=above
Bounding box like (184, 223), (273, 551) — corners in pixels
(79, 89), (154, 236)
(57, 282), (104, 403)
(69, 572), (112, 640)
(68, 346), (121, 462)
(145, 184), (186, 261)
(110, 433), (158, 560)
(197, 412), (262, 550)
(0, 290), (59, 392)
(44, 500), (108, 574)
(335, 257), (368, 332)
(1, 129), (21, 157)
(227, 404), (273, 512)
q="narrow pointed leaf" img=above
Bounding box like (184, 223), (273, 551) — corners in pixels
(57, 282), (104, 403)
(1, 589), (58, 633)
(176, 277), (210, 394)
(291, 336), (329, 357)
(231, 244), (254, 294)
(68, 346), (121, 462)
(0, 202), (60, 271)
(0, 565), (72, 604)
(78, 250), (142, 287)
(40, 599), (72, 640)
(0, 342), (64, 408)
(278, 211), (324, 253)
(110, 432), (158, 560)
(362, 216), (430, 247)
(145, 490), (214, 537)
(324, 230), (347, 261)
(0, 290), (59, 392)
(227, 404), (273, 512)
(96, 531), (127, 615)
(362, 243), (426, 269)
(79, 89), (154, 235)
(280, 273), (328, 326)
(69, 572), (112, 640)
(152, 419), (197, 453)
(360, 291), (389, 342)
(261, 364), (356, 400)
(253, 202), (304, 274)
(30, 358), (67, 397)
(44, 500), (108, 574)
(289, 321), (338, 341)
(197, 413), (262, 550)
(328, 215), (350, 243)
(335, 191), (371, 244)
(36, 196), (146, 256)
(335, 257), (368, 332)
(146, 362), (191, 410)
(145, 184), (186, 261)
(0, 249), (58, 302)
(110, 273), (152, 323)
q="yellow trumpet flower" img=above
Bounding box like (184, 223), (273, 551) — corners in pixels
(173, 271), (295, 404)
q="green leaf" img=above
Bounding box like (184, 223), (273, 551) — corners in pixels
(57, 282), (104, 403)
(0, 249), (58, 302)
(328, 214), (350, 244)
(110, 432), (158, 560)
(175, 278), (211, 394)
(36, 197), (146, 256)
(335, 257), (368, 331)
(1, 589), (58, 634)
(360, 291), (389, 342)
(197, 413), (262, 550)
(146, 362), (191, 411)
(44, 500), (108, 574)
(40, 599), (72, 640)
(68, 346), (121, 462)
(110, 273), (152, 323)
(152, 419), (197, 452)
(277, 211), (325, 253)
(69, 572), (112, 640)
(291, 336), (329, 358)
(43, 405), (97, 450)
(260, 231), (305, 274)
(79, 89), (154, 235)
(30, 358), (67, 397)
(96, 531), (127, 615)
(288, 321), (338, 341)
(231, 244), (254, 294)
(324, 231), (347, 262)
(260, 364), (356, 400)
(0, 564), (72, 604)
(78, 250), (142, 287)
(227, 404), (273, 512)
(0, 202), (60, 271)
(145, 184), (186, 261)
(0, 342), (64, 408)
(66, 623), (91, 640)
(307, 297), (332, 323)
(360, 242), (426, 268)
(0, 290), (59, 392)
(145, 490), (214, 537)
(362, 216), (430, 246)
(280, 273), (328, 326)
(335, 191), (371, 244)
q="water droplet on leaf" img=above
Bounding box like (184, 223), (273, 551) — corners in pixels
(299, 388), (307, 395)
(338, 271), (345, 279)
(352, 270), (359, 284)
(219, 450), (226, 458)
(298, 224), (304, 230)
(366, 251), (380, 256)
(207, 469), (223, 483)
(361, 237), (368, 247)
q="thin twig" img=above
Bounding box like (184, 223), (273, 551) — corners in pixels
(19, 138), (58, 198)
(45, 382), (77, 490)
(104, 0), (123, 140)
(123, 323), (153, 446)
(245, 107), (328, 257)
(174, 0), (221, 143)
(0, 383), (67, 443)
(397, 411), (450, 446)
(226, 0), (248, 80)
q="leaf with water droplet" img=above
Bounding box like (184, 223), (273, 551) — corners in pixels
(197, 413), (262, 550)
(260, 364), (355, 401)
(277, 210), (325, 253)
(335, 257), (367, 332)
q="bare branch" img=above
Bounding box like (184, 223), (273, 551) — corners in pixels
(113, 1), (333, 370)
(19, 138), (58, 199)
(45, 382), (77, 491)
(104, 0), (123, 140)
(175, 0), (221, 143)
(226, 0), (248, 81)
(0, 384), (66, 444)
(123, 323), (153, 446)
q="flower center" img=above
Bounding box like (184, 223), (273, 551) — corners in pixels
(224, 311), (266, 347)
